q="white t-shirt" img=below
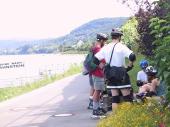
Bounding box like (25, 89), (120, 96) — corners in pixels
(137, 70), (148, 82)
(95, 42), (133, 67)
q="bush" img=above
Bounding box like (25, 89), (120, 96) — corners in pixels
(97, 101), (170, 127)
(149, 16), (170, 101)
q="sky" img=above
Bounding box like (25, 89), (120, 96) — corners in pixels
(0, 0), (133, 40)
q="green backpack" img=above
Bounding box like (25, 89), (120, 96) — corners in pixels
(83, 51), (97, 73)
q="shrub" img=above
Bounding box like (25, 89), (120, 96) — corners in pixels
(97, 101), (170, 127)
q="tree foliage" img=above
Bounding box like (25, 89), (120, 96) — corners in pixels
(149, 1), (170, 100)
(121, 17), (139, 50)
(119, 0), (168, 56)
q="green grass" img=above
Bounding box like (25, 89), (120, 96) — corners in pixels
(0, 64), (82, 102)
(127, 54), (145, 92)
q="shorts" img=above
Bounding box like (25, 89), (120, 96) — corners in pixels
(89, 74), (94, 87)
(92, 75), (105, 91)
(107, 73), (131, 89)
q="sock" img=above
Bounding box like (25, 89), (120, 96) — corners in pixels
(89, 96), (93, 100)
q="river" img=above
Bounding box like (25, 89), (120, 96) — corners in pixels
(0, 54), (85, 88)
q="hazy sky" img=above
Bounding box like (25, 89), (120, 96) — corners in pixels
(0, 0), (133, 39)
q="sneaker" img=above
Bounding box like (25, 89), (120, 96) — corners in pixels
(136, 93), (145, 99)
(98, 107), (107, 114)
(87, 104), (93, 109)
(91, 109), (106, 119)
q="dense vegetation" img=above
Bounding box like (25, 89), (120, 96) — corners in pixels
(98, 102), (170, 127)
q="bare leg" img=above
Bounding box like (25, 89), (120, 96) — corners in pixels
(121, 88), (131, 96)
(90, 86), (94, 98)
(93, 90), (101, 110)
(93, 90), (101, 102)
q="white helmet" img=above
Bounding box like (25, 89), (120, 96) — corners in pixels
(145, 66), (157, 76)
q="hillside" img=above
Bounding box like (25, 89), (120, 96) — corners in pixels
(54, 17), (128, 45)
(0, 17), (129, 54)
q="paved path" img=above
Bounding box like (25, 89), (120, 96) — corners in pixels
(0, 74), (99, 127)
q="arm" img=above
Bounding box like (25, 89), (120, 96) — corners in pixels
(151, 78), (160, 91)
(93, 47), (105, 65)
(128, 53), (136, 67)
(125, 53), (136, 72)
(122, 44), (136, 68)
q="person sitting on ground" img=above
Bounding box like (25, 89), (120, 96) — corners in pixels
(137, 66), (160, 98)
(136, 60), (149, 87)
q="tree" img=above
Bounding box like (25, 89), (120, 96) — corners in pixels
(119, 0), (164, 56)
(149, 1), (170, 101)
(121, 17), (139, 50)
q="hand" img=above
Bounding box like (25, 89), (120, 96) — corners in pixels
(128, 61), (133, 67)
(99, 63), (105, 69)
(126, 65), (134, 72)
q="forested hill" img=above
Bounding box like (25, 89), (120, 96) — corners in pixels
(54, 17), (128, 45)
(0, 17), (128, 54)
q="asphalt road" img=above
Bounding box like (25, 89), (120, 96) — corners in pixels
(0, 74), (99, 127)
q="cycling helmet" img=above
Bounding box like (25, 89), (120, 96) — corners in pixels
(145, 66), (157, 76)
(111, 28), (123, 36)
(139, 60), (149, 69)
(96, 33), (108, 41)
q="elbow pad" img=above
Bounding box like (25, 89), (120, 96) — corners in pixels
(129, 53), (136, 62)
(93, 56), (100, 65)
(136, 80), (144, 87)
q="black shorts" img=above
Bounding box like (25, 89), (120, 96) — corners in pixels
(107, 73), (131, 89)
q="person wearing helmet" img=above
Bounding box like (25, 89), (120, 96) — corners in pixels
(94, 28), (136, 111)
(145, 66), (157, 77)
(90, 33), (108, 119)
(137, 66), (160, 98)
(136, 60), (149, 87)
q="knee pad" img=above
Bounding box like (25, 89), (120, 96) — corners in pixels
(112, 96), (120, 103)
(123, 94), (133, 102)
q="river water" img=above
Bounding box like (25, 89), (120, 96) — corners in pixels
(0, 54), (85, 88)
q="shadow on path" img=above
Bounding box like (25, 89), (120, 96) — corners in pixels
(8, 74), (98, 127)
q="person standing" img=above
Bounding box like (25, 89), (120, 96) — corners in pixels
(91, 33), (108, 119)
(94, 29), (136, 111)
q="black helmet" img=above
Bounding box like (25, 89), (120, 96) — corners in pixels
(111, 28), (123, 36)
(96, 33), (108, 41)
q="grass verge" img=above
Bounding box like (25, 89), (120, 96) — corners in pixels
(128, 54), (145, 92)
(0, 64), (82, 102)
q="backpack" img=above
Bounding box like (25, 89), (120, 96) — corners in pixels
(83, 51), (97, 74)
